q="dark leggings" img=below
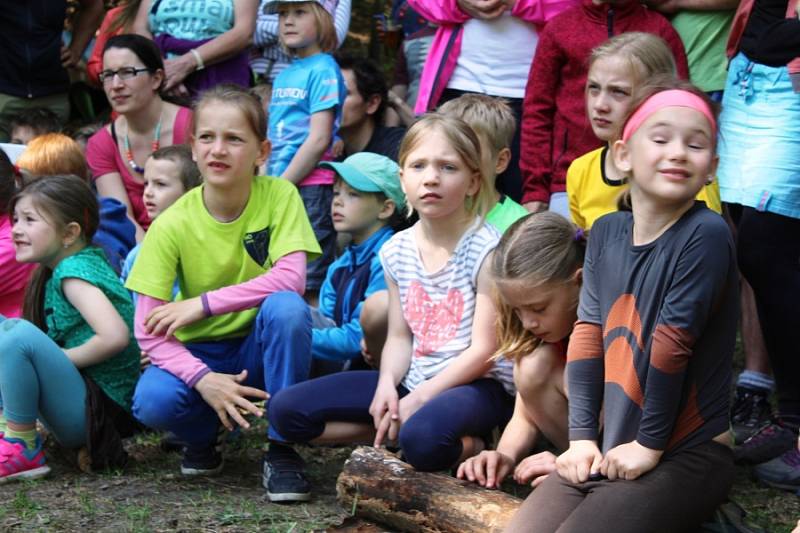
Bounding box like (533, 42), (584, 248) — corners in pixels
(268, 370), (514, 471)
(736, 206), (800, 420)
(505, 441), (734, 533)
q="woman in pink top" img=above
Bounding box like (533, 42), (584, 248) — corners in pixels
(0, 150), (34, 317)
(87, 34), (192, 241)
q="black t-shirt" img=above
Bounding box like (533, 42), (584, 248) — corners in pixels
(569, 204), (738, 455)
(740, 0), (800, 66)
(0, 1), (70, 98)
(362, 126), (406, 163)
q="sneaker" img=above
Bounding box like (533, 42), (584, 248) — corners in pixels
(754, 447), (800, 494)
(160, 431), (187, 453)
(262, 443), (311, 502)
(180, 445), (224, 476)
(731, 386), (773, 444)
(0, 437), (51, 483)
(734, 420), (797, 464)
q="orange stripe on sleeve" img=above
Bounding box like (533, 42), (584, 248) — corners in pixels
(567, 321), (603, 362)
(651, 324), (695, 374)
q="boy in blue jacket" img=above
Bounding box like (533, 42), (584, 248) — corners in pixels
(311, 152), (406, 370)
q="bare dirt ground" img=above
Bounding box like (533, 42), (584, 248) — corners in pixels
(0, 417), (797, 533)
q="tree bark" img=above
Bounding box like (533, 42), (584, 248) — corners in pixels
(336, 446), (522, 533)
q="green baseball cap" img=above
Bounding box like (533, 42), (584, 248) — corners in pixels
(320, 152), (406, 211)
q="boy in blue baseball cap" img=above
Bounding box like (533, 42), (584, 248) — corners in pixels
(263, 151), (406, 502)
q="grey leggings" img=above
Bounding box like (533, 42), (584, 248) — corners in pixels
(505, 440), (734, 533)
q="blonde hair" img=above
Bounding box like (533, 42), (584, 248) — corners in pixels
(492, 212), (585, 361)
(438, 94), (516, 161)
(398, 113), (493, 219)
(16, 133), (89, 184)
(589, 32), (677, 86)
(193, 84), (267, 143)
(278, 2), (337, 54)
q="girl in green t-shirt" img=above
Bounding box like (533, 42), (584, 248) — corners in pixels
(0, 175), (140, 483)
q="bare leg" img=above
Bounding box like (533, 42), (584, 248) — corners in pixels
(741, 279), (771, 374)
(459, 435), (487, 463)
(311, 421), (376, 445)
(515, 344), (569, 451)
(360, 291), (388, 368)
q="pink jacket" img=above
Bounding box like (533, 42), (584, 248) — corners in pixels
(0, 214), (35, 318)
(408, 0), (577, 113)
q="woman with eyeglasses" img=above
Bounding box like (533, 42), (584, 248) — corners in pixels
(87, 34), (192, 241)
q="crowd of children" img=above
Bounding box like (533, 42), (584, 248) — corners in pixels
(0, 0), (798, 530)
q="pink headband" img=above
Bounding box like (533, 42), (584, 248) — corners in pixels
(621, 90), (717, 142)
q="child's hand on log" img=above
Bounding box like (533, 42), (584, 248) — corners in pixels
(370, 379), (399, 446)
(514, 451), (557, 487)
(457, 450), (515, 489)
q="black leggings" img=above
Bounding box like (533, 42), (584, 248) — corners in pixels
(736, 206), (800, 419)
(505, 441), (734, 533)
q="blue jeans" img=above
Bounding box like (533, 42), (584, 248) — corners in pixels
(0, 316), (87, 448)
(133, 292), (312, 445)
(268, 370), (514, 471)
(299, 185), (336, 291)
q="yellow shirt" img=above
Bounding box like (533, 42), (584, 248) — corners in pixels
(126, 176), (321, 342)
(566, 146), (722, 230)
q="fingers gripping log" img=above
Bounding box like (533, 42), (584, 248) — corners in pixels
(336, 447), (522, 533)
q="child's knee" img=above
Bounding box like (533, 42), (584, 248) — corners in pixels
(399, 420), (457, 471)
(267, 387), (319, 443)
(360, 291), (388, 334)
(0, 319), (44, 358)
(515, 344), (564, 397)
(132, 369), (187, 429)
(259, 291), (310, 332)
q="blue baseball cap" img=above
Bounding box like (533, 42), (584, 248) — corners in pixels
(320, 152), (406, 211)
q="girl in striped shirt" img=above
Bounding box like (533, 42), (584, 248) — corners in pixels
(267, 114), (514, 500)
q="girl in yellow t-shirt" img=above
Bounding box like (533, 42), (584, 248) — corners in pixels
(566, 33), (720, 230)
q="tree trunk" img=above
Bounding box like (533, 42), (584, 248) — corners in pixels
(336, 446), (522, 533)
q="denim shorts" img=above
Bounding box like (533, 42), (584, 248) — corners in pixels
(299, 184), (336, 290)
(717, 52), (800, 218)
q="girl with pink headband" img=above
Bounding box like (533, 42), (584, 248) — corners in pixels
(505, 81), (738, 532)
(566, 34), (720, 232)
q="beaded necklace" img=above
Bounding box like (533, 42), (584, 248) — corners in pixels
(124, 115), (162, 174)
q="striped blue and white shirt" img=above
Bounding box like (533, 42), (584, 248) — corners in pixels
(380, 219), (514, 394)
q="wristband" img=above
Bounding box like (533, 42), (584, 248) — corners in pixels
(190, 49), (205, 71)
(200, 293), (212, 317)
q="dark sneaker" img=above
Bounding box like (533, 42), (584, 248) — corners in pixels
(262, 444), (311, 502)
(181, 441), (224, 476)
(731, 386), (773, 445)
(754, 447), (800, 494)
(160, 431), (187, 453)
(734, 421), (797, 465)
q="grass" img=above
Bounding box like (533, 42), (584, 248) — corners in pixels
(0, 415), (795, 532)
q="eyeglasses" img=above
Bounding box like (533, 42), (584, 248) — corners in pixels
(98, 67), (152, 84)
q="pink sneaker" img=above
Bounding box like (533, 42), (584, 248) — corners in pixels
(0, 437), (50, 483)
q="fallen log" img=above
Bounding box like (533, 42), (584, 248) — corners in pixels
(336, 446), (522, 533)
